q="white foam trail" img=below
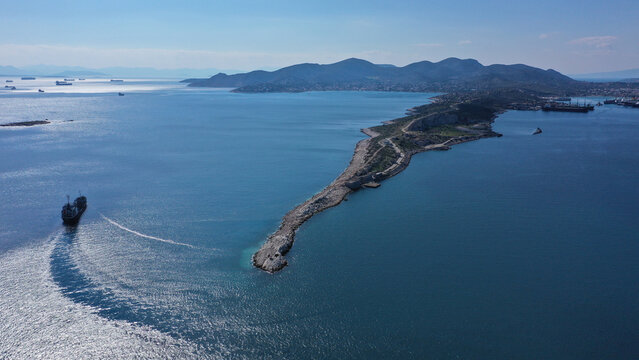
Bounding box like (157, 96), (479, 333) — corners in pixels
(100, 214), (195, 249)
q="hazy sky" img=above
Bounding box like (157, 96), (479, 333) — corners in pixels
(1, 0), (637, 73)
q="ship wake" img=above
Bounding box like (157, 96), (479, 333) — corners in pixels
(100, 214), (195, 249)
(0, 235), (200, 358)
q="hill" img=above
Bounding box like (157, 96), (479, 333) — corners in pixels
(183, 58), (579, 94)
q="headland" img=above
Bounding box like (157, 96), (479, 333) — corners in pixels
(253, 89), (546, 272)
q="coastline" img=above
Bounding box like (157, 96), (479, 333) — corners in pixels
(252, 103), (501, 273)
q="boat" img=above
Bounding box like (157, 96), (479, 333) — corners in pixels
(553, 97), (571, 102)
(61, 195), (87, 225)
(110, 79), (124, 83)
(533, 128), (542, 135)
(603, 99), (617, 104)
(4, 85), (16, 90)
(5, 79), (13, 83)
(542, 102), (594, 113)
(78, 78), (86, 80)
(56, 81), (72, 86)
(38, 89), (45, 93)
(118, 92), (124, 96)
(64, 78), (75, 81)
(21, 76), (36, 80)
(621, 100), (639, 108)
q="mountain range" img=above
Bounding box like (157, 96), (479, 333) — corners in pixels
(182, 58), (580, 93)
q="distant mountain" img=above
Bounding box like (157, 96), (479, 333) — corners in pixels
(0, 65), (28, 76)
(571, 68), (639, 81)
(183, 58), (578, 93)
(52, 70), (108, 77)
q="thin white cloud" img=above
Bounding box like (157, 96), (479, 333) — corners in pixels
(458, 40), (472, 45)
(569, 36), (617, 48)
(539, 32), (560, 40)
(414, 43), (443, 48)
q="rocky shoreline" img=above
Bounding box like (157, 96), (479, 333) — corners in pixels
(252, 98), (502, 273)
(252, 130), (376, 272)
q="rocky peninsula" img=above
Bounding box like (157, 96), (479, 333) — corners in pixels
(252, 90), (537, 273)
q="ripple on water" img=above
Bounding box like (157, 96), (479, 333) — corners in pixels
(0, 235), (203, 359)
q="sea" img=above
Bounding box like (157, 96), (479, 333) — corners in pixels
(1, 78), (638, 359)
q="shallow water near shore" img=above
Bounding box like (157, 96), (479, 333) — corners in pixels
(1, 84), (638, 359)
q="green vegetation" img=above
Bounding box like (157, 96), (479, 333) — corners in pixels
(354, 92), (511, 181)
(369, 146), (399, 173)
(431, 125), (470, 137)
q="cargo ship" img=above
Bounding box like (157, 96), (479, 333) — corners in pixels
(604, 98), (639, 108)
(542, 102), (594, 113)
(61, 195), (87, 225)
(621, 100), (639, 108)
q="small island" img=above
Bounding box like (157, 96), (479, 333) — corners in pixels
(0, 120), (51, 127)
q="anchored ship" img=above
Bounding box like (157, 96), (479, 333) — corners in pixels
(542, 102), (594, 113)
(61, 195), (87, 225)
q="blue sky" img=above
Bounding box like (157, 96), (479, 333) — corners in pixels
(0, 0), (637, 73)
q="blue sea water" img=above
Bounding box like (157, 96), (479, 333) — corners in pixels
(0, 82), (638, 359)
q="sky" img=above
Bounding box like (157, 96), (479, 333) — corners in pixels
(0, 0), (637, 74)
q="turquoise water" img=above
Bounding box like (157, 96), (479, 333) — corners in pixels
(1, 84), (638, 359)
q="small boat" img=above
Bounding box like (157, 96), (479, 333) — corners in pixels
(3, 85), (16, 90)
(61, 195), (87, 225)
(78, 78), (86, 80)
(533, 128), (542, 135)
(56, 81), (72, 86)
(21, 76), (36, 80)
(5, 79), (13, 83)
(38, 89), (45, 93)
(64, 78), (75, 81)
(110, 79), (124, 83)
(118, 92), (124, 96)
